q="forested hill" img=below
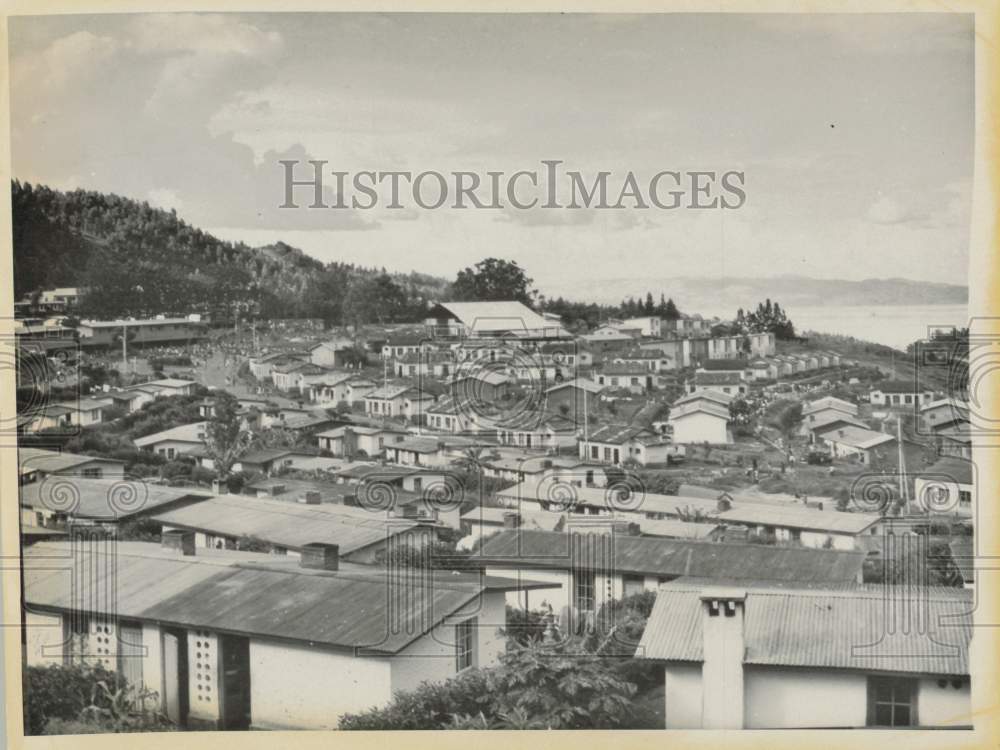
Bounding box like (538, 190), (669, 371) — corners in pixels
(10, 180), (450, 322)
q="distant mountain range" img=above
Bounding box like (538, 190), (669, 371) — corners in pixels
(551, 275), (968, 311)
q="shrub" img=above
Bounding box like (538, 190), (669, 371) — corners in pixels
(23, 664), (119, 735)
(340, 639), (639, 730)
(503, 606), (548, 646)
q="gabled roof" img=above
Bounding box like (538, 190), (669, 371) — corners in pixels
(672, 390), (733, 408)
(473, 530), (866, 584)
(545, 377), (605, 395)
(803, 412), (868, 433)
(584, 423), (660, 445)
(715, 505), (881, 534)
(817, 425), (895, 450)
(669, 399), (730, 421)
(133, 422), (208, 448)
(19, 477), (209, 520)
(151, 494), (426, 554)
(365, 385), (415, 400)
(430, 301), (561, 336)
(802, 396), (858, 416)
(693, 371), (742, 386)
(920, 456), (974, 486)
(638, 583), (971, 676)
(19, 447), (125, 474)
(699, 359), (748, 371)
(24, 542), (552, 655)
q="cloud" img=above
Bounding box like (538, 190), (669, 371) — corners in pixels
(867, 194), (929, 225)
(148, 188), (183, 211)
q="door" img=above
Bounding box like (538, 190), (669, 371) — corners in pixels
(219, 635), (251, 730)
(162, 630), (189, 725)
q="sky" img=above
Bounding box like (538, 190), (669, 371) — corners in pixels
(9, 12), (975, 296)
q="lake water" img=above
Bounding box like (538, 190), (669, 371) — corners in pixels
(704, 304), (969, 351)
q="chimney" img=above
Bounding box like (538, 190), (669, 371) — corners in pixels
(299, 543), (339, 571)
(162, 529), (196, 556)
(503, 511), (521, 529)
(699, 588), (746, 729)
(298, 490), (322, 505)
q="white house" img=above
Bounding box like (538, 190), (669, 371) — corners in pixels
(713, 504), (881, 550)
(869, 381), (937, 408)
(309, 337), (356, 368)
(316, 425), (408, 458)
(23, 537), (555, 730)
(817, 425), (896, 465)
(475, 529), (866, 617)
(133, 421), (208, 459)
(18, 447), (126, 483)
(496, 414), (578, 452)
(425, 300), (568, 339)
(668, 393), (731, 444)
(578, 424), (673, 466)
(24, 398), (108, 432)
(639, 583), (971, 729)
(913, 457), (974, 517)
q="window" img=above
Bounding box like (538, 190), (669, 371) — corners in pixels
(455, 617), (476, 671)
(622, 574), (645, 597)
(590, 446), (599, 459)
(867, 676), (916, 727)
(574, 570), (596, 612)
(82, 467), (102, 478)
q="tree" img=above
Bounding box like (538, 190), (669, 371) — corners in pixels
(203, 392), (254, 480)
(451, 258), (534, 305)
(776, 402), (803, 445)
(743, 298), (796, 340)
(342, 274), (407, 327)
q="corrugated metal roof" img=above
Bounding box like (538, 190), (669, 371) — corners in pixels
(473, 530), (865, 584)
(24, 542), (496, 654)
(639, 583), (972, 676)
(716, 505), (881, 534)
(151, 495), (424, 554)
(19, 447), (124, 474)
(19, 477), (209, 520)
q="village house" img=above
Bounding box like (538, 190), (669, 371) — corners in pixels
(99, 387), (157, 414)
(815, 425), (897, 465)
(612, 348), (673, 374)
(230, 448), (324, 476)
(474, 528), (866, 617)
(919, 397), (969, 434)
(869, 380), (937, 408)
(447, 369), (512, 406)
(713, 504), (881, 550)
(638, 583), (971, 729)
(18, 447), (126, 483)
(666, 313), (708, 336)
(24, 397), (108, 432)
(76, 317), (208, 348)
(425, 397), (479, 435)
(578, 423), (674, 466)
(705, 332), (776, 360)
(271, 361), (330, 393)
(248, 351), (309, 381)
(133, 421), (208, 459)
(494, 481), (722, 521)
(152, 494), (437, 563)
(382, 435), (478, 468)
(23, 537), (555, 730)
(425, 300), (568, 339)
(308, 373), (377, 407)
(687, 371), (748, 398)
(141, 378), (197, 397)
(308, 337), (357, 368)
(364, 385), (435, 420)
(933, 420), (972, 459)
(380, 332), (432, 359)
(619, 316), (663, 338)
(800, 396), (866, 440)
(316, 425), (408, 458)
(496, 413), (578, 452)
(668, 391), (732, 445)
(544, 378), (605, 419)
(593, 363), (660, 394)
(913, 456), (974, 518)
(393, 351), (455, 379)
(580, 329), (640, 352)
(19, 476), (210, 529)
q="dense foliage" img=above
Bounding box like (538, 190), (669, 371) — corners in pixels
(339, 639), (642, 730)
(12, 180), (447, 323)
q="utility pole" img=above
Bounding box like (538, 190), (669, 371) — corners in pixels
(121, 323), (127, 372)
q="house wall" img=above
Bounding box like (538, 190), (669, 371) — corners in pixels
(744, 666), (867, 728)
(671, 412), (729, 444)
(249, 640), (392, 730)
(663, 662), (704, 728)
(147, 440), (203, 459)
(917, 677), (972, 726)
(391, 591), (507, 693)
(24, 610), (63, 665)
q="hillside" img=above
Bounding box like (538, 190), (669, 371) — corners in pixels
(554, 275), (968, 309)
(11, 181), (450, 322)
